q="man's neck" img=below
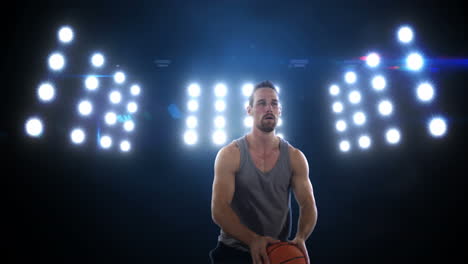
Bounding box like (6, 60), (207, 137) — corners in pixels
(247, 129), (279, 152)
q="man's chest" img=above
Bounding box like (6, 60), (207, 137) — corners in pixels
(249, 149), (280, 173)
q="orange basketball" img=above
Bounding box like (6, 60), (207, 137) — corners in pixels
(267, 242), (306, 264)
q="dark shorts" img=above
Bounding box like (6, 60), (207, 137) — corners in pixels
(209, 242), (252, 264)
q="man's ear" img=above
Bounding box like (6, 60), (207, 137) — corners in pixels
(247, 104), (252, 115)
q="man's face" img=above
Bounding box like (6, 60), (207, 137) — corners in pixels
(248, 87), (281, 133)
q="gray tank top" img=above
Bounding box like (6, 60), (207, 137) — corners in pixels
(218, 135), (293, 251)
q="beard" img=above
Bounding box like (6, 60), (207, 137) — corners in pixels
(256, 118), (276, 133)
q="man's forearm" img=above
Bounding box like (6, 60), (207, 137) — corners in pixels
(212, 204), (258, 246)
(295, 204), (317, 240)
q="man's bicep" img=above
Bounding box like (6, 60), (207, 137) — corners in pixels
(212, 146), (237, 206)
(291, 149), (315, 207)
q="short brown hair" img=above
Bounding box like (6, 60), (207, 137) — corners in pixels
(248, 80), (278, 107)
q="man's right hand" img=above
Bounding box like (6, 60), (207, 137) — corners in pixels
(248, 235), (280, 264)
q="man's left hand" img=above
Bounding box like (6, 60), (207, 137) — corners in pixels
(288, 238), (310, 264)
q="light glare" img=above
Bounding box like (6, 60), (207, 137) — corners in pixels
(406, 53), (424, 71)
(188, 83), (201, 97)
(109, 91), (122, 104)
(127, 102), (138, 113)
(91, 53), (105, 67)
(345, 71), (357, 84)
(100, 135), (112, 149)
(417, 83), (435, 102)
(214, 83), (227, 97)
(25, 117), (43, 137)
(428, 117), (447, 137)
(85, 76), (99, 90)
(70, 128), (85, 144)
(48, 53), (65, 71)
(58, 26), (74, 43)
(386, 128), (401, 144)
(114, 71), (126, 84)
(371, 75), (386, 91)
(105, 112), (117, 125)
(37, 83), (55, 102)
(378, 100), (393, 116)
(329, 85), (340, 96)
(184, 130), (198, 145)
(366, 52), (380, 67)
(78, 100), (92, 116)
(398, 26), (414, 43)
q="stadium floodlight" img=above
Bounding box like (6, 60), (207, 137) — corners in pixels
(127, 102), (138, 113)
(123, 120), (135, 132)
(130, 84), (141, 96)
(114, 71), (126, 84)
(353, 111), (366, 125)
(85, 76), (99, 91)
(91, 53), (105, 67)
(416, 82), (435, 102)
(406, 52), (424, 71)
(187, 99), (199, 112)
(186, 116), (197, 129)
(184, 130), (198, 145)
(212, 130), (227, 145)
(378, 100), (393, 116)
(397, 26), (414, 44)
(37, 83), (55, 102)
(339, 140), (351, 152)
(120, 140), (131, 152)
(242, 83), (254, 97)
(214, 116), (226, 129)
(371, 75), (386, 91)
(214, 83), (227, 97)
(244, 116), (253, 127)
(366, 52), (381, 68)
(329, 85), (340, 96)
(336, 120), (347, 132)
(215, 100), (226, 112)
(58, 26), (74, 43)
(358, 135), (371, 149)
(104, 112), (117, 125)
(48, 52), (65, 71)
(188, 83), (201, 97)
(332, 102), (344, 113)
(109, 90), (122, 104)
(345, 71), (357, 84)
(100, 135), (112, 149)
(78, 100), (93, 116)
(349, 90), (362, 104)
(25, 117), (43, 137)
(385, 128), (401, 144)
(70, 128), (85, 144)
(428, 117), (447, 137)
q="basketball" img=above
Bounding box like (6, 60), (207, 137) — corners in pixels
(267, 242), (306, 264)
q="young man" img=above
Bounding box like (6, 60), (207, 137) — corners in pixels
(210, 81), (318, 264)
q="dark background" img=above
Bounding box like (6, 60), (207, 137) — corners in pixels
(5, 1), (467, 263)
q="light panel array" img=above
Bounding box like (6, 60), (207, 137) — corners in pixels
(183, 82), (285, 146)
(329, 25), (447, 153)
(24, 25), (142, 153)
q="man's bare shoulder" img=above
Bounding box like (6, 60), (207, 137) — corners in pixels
(219, 141), (240, 157)
(215, 141), (241, 171)
(288, 143), (301, 157)
(287, 144), (308, 170)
